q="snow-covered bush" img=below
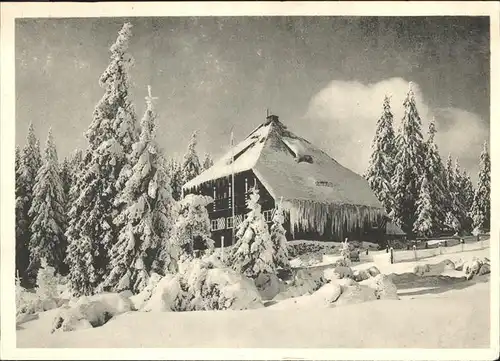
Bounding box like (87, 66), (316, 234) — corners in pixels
(286, 240), (340, 259)
(137, 258), (263, 312)
(339, 239), (351, 266)
(353, 269), (371, 282)
(231, 187), (275, 278)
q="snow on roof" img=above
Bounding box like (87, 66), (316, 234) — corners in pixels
(183, 117), (384, 210)
(183, 122), (272, 189)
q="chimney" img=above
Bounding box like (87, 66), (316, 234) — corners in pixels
(266, 114), (279, 124)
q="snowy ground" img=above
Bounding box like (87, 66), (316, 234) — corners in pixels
(16, 246), (491, 349)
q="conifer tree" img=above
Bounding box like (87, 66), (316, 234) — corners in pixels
(181, 131), (201, 186)
(35, 258), (58, 300)
(470, 142), (490, 233)
(166, 158), (183, 201)
(15, 146), (30, 282)
(202, 152), (214, 171)
(269, 199), (290, 269)
(66, 23), (138, 296)
(28, 129), (68, 275)
(420, 118), (446, 233)
(231, 186), (275, 278)
(59, 157), (72, 210)
(366, 95), (396, 214)
(16, 123), (42, 282)
(390, 84), (426, 233)
(102, 87), (176, 293)
(413, 175), (437, 237)
(453, 159), (472, 232)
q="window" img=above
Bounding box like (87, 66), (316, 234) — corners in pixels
(211, 217), (226, 231)
(263, 210), (274, 223)
(227, 217), (234, 229)
(234, 214), (243, 227)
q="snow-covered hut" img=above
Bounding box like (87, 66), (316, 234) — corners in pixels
(183, 114), (388, 247)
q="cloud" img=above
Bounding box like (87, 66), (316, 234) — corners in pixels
(301, 77), (488, 182)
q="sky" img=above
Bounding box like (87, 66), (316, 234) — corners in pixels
(15, 16), (490, 183)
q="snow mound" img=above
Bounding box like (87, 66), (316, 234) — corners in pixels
(52, 293), (133, 333)
(129, 272), (163, 310)
(335, 282), (377, 306)
(324, 266), (353, 280)
(273, 268), (326, 301)
(254, 273), (285, 301)
(353, 268), (371, 282)
(310, 282), (342, 304)
(361, 274), (399, 300)
(464, 257), (490, 280)
(143, 274), (181, 312)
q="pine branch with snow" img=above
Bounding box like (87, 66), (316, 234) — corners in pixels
(269, 199), (290, 270)
(365, 95), (396, 214)
(28, 129), (68, 276)
(231, 187), (276, 278)
(181, 131), (201, 186)
(470, 142), (490, 233)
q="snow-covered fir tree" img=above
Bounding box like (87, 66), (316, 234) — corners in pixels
(170, 194), (214, 264)
(202, 152), (214, 170)
(35, 258), (58, 300)
(365, 95), (396, 214)
(15, 146), (30, 282)
(460, 169), (475, 214)
(470, 142), (490, 233)
(231, 186), (275, 278)
(28, 129), (68, 275)
(453, 159), (473, 232)
(59, 156), (72, 210)
(16, 123), (42, 282)
(181, 131), (201, 186)
(413, 174), (437, 237)
(419, 118), (446, 233)
(67, 149), (83, 204)
(443, 155), (466, 232)
(339, 239), (351, 266)
(102, 86), (176, 293)
(390, 83), (426, 233)
(269, 199), (290, 269)
(166, 158), (183, 201)
(66, 23), (138, 296)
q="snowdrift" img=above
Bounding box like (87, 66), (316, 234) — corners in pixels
(51, 292), (133, 333)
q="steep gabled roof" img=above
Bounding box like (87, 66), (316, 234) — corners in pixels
(183, 116), (383, 210)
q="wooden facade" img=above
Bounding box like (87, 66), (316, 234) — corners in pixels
(184, 169), (276, 248)
(184, 169), (388, 246)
